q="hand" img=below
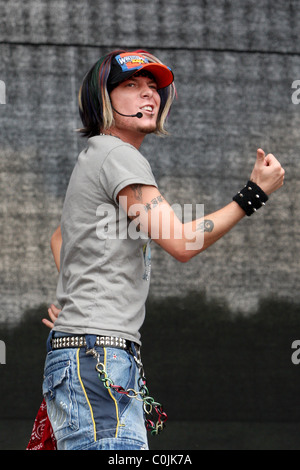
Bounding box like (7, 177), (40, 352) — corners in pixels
(42, 304), (61, 329)
(250, 148), (285, 196)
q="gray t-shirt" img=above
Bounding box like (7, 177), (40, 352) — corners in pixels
(53, 135), (158, 344)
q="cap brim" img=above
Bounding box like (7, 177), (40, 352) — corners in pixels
(110, 63), (174, 89)
(138, 63), (174, 89)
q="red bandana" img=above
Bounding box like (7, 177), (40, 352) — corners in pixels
(26, 399), (57, 450)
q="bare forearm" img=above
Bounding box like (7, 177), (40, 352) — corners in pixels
(179, 201), (245, 262)
(50, 226), (62, 272)
(145, 198), (245, 262)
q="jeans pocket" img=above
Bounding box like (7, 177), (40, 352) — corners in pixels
(105, 349), (135, 401)
(43, 359), (79, 441)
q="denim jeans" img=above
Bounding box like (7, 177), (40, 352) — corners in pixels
(43, 333), (148, 450)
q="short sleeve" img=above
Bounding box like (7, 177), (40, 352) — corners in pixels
(99, 144), (158, 204)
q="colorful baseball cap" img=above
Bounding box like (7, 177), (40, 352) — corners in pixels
(108, 51), (174, 90)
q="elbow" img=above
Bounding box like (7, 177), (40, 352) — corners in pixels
(172, 248), (194, 263)
(176, 255), (190, 263)
(173, 243), (205, 263)
(163, 242), (191, 263)
(158, 238), (204, 263)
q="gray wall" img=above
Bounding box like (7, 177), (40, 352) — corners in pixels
(0, 0), (299, 324)
(0, 0), (300, 450)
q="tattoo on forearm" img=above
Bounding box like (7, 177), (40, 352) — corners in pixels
(196, 219), (214, 233)
(144, 195), (164, 212)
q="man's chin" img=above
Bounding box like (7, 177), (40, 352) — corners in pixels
(137, 122), (157, 135)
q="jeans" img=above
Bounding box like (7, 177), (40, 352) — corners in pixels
(42, 333), (148, 450)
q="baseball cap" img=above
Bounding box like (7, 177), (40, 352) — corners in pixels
(108, 51), (174, 90)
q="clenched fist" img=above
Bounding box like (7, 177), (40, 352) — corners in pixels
(250, 148), (285, 196)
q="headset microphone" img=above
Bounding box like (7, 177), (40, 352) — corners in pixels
(113, 107), (143, 119)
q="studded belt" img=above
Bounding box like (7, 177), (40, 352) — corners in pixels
(51, 335), (131, 351)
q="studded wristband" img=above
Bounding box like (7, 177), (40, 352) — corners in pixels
(233, 181), (269, 216)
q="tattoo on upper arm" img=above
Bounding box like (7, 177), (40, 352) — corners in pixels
(129, 185), (164, 212)
(196, 219), (214, 232)
(130, 184), (143, 201)
(144, 195), (164, 212)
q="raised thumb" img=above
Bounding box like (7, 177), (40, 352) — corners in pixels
(256, 148), (266, 165)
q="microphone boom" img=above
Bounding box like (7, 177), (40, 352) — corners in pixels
(113, 107), (143, 119)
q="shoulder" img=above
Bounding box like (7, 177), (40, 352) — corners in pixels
(88, 136), (151, 167)
(87, 135), (137, 155)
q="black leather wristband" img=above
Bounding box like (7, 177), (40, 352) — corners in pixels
(233, 181), (269, 216)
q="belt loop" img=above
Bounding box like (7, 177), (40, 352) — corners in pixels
(85, 334), (97, 350)
(46, 330), (55, 353)
(130, 342), (141, 363)
(130, 342), (137, 356)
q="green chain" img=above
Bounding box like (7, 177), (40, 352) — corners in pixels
(94, 357), (167, 435)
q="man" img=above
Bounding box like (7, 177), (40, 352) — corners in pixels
(41, 49), (285, 451)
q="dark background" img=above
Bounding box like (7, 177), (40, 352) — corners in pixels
(1, 0), (300, 450)
(1, 293), (300, 450)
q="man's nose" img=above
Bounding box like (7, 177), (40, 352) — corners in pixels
(140, 85), (153, 98)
